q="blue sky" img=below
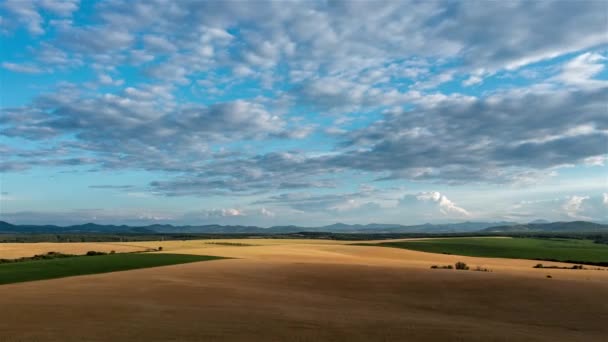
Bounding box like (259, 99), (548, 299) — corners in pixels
(1, 0), (607, 226)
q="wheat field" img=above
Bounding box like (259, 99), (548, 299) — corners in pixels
(0, 238), (607, 341)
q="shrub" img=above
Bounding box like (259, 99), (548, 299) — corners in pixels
(455, 261), (469, 270)
(86, 251), (107, 256)
(534, 263), (543, 268)
(430, 264), (454, 270)
(110, 250), (116, 254)
(158, 246), (163, 251)
(474, 266), (491, 272)
(546, 275), (552, 278)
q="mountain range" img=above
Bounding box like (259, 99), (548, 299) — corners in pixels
(1, 220), (607, 234)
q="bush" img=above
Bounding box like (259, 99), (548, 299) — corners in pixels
(546, 275), (552, 278)
(86, 251), (107, 256)
(110, 250), (116, 254)
(430, 264), (454, 270)
(534, 263), (544, 268)
(158, 246), (163, 251)
(455, 261), (469, 270)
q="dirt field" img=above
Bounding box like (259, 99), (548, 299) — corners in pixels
(0, 239), (607, 341)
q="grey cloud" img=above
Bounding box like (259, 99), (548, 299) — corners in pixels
(89, 185), (135, 190)
(1, 0), (79, 35)
(1, 62), (43, 74)
(10, 0), (602, 90)
(439, 1), (608, 71)
(326, 86), (608, 183)
(148, 152), (338, 196)
(1, 87), (304, 174)
(57, 26), (134, 54)
(2, 0), (607, 198)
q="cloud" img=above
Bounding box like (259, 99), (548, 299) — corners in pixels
(562, 195), (590, 219)
(260, 207), (275, 217)
(147, 151), (338, 196)
(328, 85), (608, 183)
(1, 0), (607, 226)
(584, 155), (607, 167)
(204, 208), (245, 217)
(414, 192), (471, 217)
(1, 0), (79, 35)
(2, 62), (43, 74)
(555, 52), (607, 87)
(0, 86), (305, 176)
(0, 192), (16, 201)
(89, 185), (134, 190)
(0, 208), (176, 226)
(5, 1), (602, 88)
(57, 26), (134, 54)
(254, 188), (391, 214)
(142, 34), (177, 53)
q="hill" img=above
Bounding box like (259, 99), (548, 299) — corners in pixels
(0, 221), (156, 234)
(481, 221), (608, 233)
(2, 220), (606, 235)
(0, 220), (516, 234)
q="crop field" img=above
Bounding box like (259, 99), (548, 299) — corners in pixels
(0, 238), (607, 341)
(367, 237), (608, 265)
(0, 253), (223, 285)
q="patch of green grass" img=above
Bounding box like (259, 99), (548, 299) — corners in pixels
(0, 253), (224, 285)
(366, 238), (608, 265)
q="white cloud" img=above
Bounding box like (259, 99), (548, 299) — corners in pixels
(555, 52), (607, 87)
(584, 155), (607, 167)
(562, 195), (590, 219)
(415, 192), (471, 217)
(260, 207), (275, 217)
(206, 208), (245, 217)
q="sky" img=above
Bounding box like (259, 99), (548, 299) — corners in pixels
(0, 0), (607, 227)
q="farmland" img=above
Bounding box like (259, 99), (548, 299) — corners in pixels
(0, 252), (223, 285)
(367, 237), (608, 265)
(0, 238), (607, 341)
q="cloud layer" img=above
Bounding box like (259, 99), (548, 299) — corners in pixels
(1, 0), (607, 224)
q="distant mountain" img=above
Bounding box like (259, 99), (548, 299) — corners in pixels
(0, 221), (156, 234)
(0, 220), (518, 234)
(529, 219), (550, 224)
(482, 221), (608, 233)
(306, 221), (518, 234)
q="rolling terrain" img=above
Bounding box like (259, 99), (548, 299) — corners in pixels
(0, 238), (607, 341)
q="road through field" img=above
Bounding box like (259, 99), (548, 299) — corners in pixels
(0, 239), (607, 341)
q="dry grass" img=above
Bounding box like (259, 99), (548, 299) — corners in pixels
(0, 242), (148, 259)
(0, 238), (607, 341)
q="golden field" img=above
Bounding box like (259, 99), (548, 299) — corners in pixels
(0, 238), (607, 341)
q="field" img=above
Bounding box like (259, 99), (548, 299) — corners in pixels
(0, 238), (607, 341)
(0, 253), (223, 285)
(368, 237), (608, 265)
